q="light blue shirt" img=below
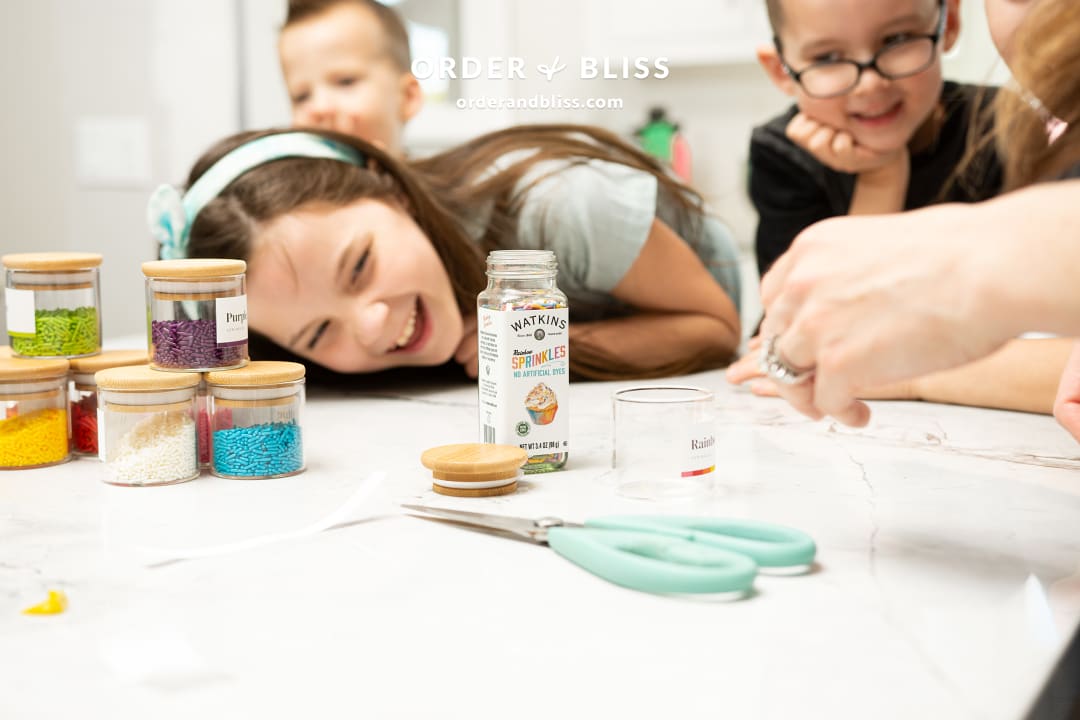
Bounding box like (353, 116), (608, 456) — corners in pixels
(468, 152), (742, 321)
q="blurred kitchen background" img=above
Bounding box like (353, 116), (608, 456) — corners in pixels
(0, 0), (1009, 340)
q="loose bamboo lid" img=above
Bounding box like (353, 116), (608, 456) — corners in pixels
(68, 350), (147, 374)
(0, 357), (70, 382)
(206, 361), (305, 386)
(95, 364), (201, 391)
(421, 443), (526, 497)
(142, 258), (246, 279)
(2, 252), (103, 271)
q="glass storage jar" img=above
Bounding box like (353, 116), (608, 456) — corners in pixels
(477, 250), (569, 473)
(67, 350), (146, 456)
(95, 365), (200, 486)
(0, 357), (71, 469)
(4, 252), (103, 358)
(142, 259), (248, 372)
(206, 361), (305, 479)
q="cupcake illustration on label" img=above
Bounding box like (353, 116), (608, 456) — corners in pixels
(477, 250), (568, 473)
(525, 383), (559, 425)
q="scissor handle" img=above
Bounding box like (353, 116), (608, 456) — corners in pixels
(585, 516), (816, 569)
(546, 527), (758, 595)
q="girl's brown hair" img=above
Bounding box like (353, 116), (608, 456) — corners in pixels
(183, 125), (711, 379)
(992, 0), (1080, 190)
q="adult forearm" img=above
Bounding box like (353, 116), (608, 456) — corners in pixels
(908, 338), (1073, 413)
(973, 181), (1080, 337)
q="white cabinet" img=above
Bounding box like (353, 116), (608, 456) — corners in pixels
(587, 0), (771, 66)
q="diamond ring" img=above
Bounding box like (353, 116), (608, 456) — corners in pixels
(759, 335), (815, 385)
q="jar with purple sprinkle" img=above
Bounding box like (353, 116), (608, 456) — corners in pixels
(142, 259), (249, 372)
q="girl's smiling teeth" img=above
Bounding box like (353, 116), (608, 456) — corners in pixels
(393, 304), (416, 349)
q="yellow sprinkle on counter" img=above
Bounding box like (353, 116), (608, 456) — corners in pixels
(0, 408), (69, 468)
(22, 589), (68, 615)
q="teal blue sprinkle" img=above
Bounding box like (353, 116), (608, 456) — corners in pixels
(212, 422), (303, 477)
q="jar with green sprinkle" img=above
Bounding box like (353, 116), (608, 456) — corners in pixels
(3, 252), (103, 359)
(206, 361), (305, 480)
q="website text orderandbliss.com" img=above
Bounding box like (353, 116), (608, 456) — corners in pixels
(456, 95), (625, 111)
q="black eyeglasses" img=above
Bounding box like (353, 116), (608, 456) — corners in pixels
(776, 1), (948, 99)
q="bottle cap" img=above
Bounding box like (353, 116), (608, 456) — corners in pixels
(420, 443), (527, 497)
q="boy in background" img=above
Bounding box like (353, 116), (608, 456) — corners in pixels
(750, 0), (1001, 277)
(279, 0), (423, 155)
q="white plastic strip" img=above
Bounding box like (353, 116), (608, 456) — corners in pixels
(136, 471), (385, 565)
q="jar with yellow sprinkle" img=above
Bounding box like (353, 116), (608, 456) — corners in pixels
(0, 357), (71, 470)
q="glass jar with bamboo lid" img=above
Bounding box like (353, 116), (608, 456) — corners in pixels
(206, 361), (305, 479)
(0, 357), (71, 470)
(67, 350), (147, 456)
(3, 252), (103, 358)
(95, 365), (200, 486)
(142, 259), (248, 372)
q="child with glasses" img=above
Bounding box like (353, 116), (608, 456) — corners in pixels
(749, 0), (1002, 278)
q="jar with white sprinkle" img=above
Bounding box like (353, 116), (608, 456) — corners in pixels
(95, 365), (199, 486)
(206, 361), (305, 480)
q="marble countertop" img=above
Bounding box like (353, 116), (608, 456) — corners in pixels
(3, 369), (1079, 720)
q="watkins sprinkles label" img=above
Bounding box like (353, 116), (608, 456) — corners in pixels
(478, 305), (569, 469)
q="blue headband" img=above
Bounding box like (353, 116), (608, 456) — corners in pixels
(147, 132), (365, 260)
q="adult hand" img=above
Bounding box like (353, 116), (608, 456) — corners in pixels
(1053, 341), (1080, 442)
(760, 206), (1013, 426)
(725, 335), (781, 397)
(786, 112), (907, 176)
(455, 313), (479, 378)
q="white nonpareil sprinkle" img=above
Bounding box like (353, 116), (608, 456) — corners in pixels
(105, 412), (197, 485)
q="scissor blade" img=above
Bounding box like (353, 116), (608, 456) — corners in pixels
(401, 504), (549, 543)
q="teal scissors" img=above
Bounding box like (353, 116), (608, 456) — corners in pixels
(401, 504), (816, 596)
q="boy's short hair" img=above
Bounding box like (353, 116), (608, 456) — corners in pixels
(765, 0), (783, 33)
(285, 0), (412, 72)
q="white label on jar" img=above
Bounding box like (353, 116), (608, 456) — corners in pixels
(477, 306), (569, 460)
(97, 406), (108, 463)
(4, 287), (35, 336)
(681, 422), (716, 478)
(215, 295), (248, 346)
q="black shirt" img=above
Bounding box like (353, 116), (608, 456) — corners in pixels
(749, 81), (1003, 277)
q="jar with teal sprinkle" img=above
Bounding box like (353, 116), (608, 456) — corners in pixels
(206, 361), (305, 480)
(4, 252), (103, 359)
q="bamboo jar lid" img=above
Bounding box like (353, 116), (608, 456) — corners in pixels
(421, 443), (527, 497)
(206, 361), (305, 386)
(142, 259), (246, 278)
(68, 349), (147, 374)
(2, 252), (103, 271)
(0, 357), (70, 382)
(95, 364), (201, 391)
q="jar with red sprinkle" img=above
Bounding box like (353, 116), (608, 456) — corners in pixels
(67, 350), (146, 456)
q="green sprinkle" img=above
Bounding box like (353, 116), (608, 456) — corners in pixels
(11, 306), (99, 357)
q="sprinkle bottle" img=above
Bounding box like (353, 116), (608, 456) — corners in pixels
(95, 365), (199, 486)
(3, 252), (103, 358)
(206, 361), (305, 480)
(0, 358), (70, 469)
(67, 350), (146, 456)
(477, 250), (569, 473)
(142, 259), (248, 372)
